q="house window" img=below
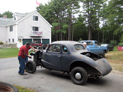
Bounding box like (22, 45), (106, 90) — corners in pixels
(14, 16), (16, 21)
(32, 26), (39, 31)
(10, 26), (13, 32)
(33, 16), (38, 21)
(9, 39), (10, 42)
(12, 39), (14, 42)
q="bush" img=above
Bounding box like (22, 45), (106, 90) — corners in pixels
(120, 34), (123, 42)
(118, 42), (123, 46)
(110, 40), (117, 46)
(0, 41), (3, 44)
(79, 38), (82, 41)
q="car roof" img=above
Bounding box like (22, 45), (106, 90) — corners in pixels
(50, 41), (85, 53)
(51, 41), (81, 46)
(79, 40), (97, 42)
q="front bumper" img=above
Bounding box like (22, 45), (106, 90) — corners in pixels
(95, 58), (112, 76)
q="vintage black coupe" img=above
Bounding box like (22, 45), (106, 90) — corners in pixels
(26, 41), (112, 85)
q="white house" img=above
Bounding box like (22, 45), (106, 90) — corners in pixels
(0, 11), (52, 48)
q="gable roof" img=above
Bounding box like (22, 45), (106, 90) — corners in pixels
(0, 18), (13, 26)
(0, 11), (52, 27)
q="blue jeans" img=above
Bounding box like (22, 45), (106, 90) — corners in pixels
(18, 56), (28, 74)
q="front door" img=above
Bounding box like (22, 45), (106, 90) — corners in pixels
(44, 44), (62, 70)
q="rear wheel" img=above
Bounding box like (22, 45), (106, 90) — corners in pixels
(26, 61), (36, 73)
(70, 67), (88, 85)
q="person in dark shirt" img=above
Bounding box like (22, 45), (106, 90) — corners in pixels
(18, 42), (38, 75)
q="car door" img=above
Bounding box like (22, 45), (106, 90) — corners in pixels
(94, 41), (103, 54)
(61, 45), (72, 71)
(86, 41), (100, 54)
(44, 44), (62, 70)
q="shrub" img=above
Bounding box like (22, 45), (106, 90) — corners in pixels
(118, 42), (123, 46)
(120, 34), (123, 42)
(0, 41), (3, 44)
(110, 40), (117, 46)
(79, 38), (82, 41)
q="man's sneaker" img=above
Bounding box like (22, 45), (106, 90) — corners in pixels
(18, 72), (27, 75)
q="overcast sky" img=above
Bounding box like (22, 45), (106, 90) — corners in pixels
(0, 0), (49, 14)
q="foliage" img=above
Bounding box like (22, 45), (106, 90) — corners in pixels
(73, 15), (88, 41)
(36, 0), (123, 43)
(110, 40), (117, 46)
(0, 41), (4, 44)
(79, 38), (82, 41)
(80, 0), (104, 40)
(120, 34), (123, 42)
(118, 42), (123, 46)
(37, 0), (80, 41)
(1, 11), (13, 18)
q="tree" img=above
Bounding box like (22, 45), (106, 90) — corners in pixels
(105, 0), (123, 35)
(2, 11), (13, 18)
(37, 0), (80, 41)
(73, 15), (88, 41)
(80, 0), (104, 40)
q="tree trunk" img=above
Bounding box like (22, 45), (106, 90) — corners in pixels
(68, 12), (72, 40)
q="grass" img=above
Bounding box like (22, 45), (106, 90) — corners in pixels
(0, 48), (19, 58)
(14, 85), (37, 92)
(105, 46), (123, 72)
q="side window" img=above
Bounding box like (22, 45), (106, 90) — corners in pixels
(48, 45), (61, 52)
(62, 46), (68, 53)
(95, 42), (100, 46)
(87, 42), (93, 45)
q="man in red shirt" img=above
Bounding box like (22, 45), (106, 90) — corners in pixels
(18, 42), (38, 75)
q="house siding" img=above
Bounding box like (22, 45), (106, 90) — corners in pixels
(0, 26), (7, 43)
(0, 11), (52, 48)
(17, 12), (51, 47)
(7, 25), (17, 44)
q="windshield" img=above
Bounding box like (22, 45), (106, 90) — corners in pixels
(86, 42), (93, 45)
(74, 44), (85, 50)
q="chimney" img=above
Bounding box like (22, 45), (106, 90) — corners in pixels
(3, 15), (7, 18)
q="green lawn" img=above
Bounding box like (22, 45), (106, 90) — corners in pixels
(0, 48), (19, 58)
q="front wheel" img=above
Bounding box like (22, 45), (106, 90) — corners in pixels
(26, 61), (36, 73)
(70, 67), (88, 85)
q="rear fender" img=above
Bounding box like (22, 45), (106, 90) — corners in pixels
(69, 61), (101, 75)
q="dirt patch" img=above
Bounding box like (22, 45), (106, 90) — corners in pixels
(105, 51), (123, 73)
(111, 70), (123, 75)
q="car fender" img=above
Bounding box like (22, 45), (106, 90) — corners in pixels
(69, 55), (97, 71)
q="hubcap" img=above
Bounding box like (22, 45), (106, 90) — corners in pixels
(75, 72), (81, 80)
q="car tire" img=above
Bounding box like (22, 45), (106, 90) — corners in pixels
(70, 67), (88, 85)
(26, 61), (36, 73)
(0, 82), (19, 92)
(102, 51), (105, 58)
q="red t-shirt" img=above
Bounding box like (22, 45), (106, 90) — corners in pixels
(18, 45), (32, 58)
